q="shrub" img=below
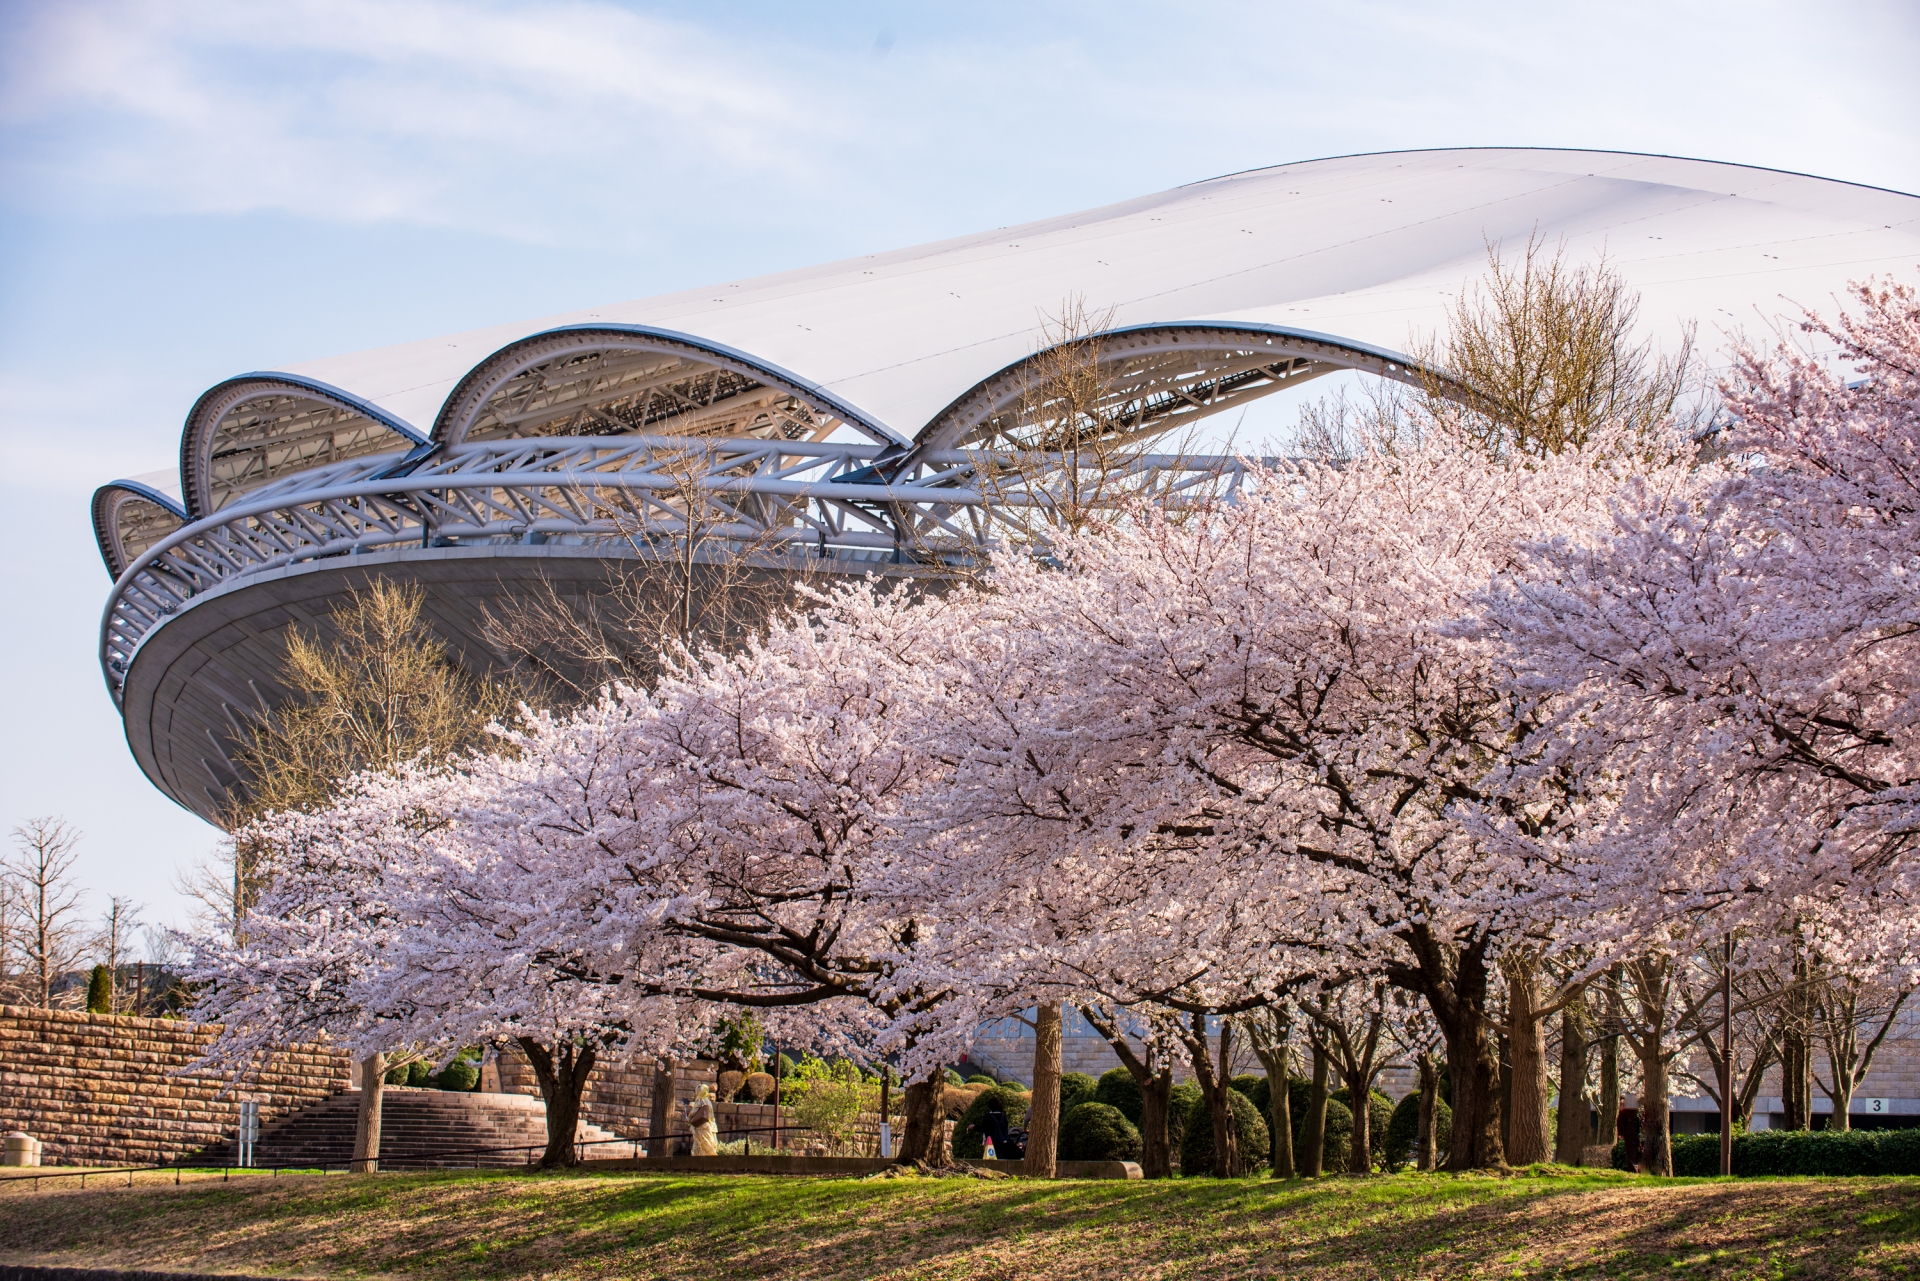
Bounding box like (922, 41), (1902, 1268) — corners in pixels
(743, 1072), (775, 1102)
(1330, 1088), (1394, 1165)
(1094, 1067), (1143, 1124)
(1383, 1093), (1452, 1170)
(793, 1078), (863, 1153)
(716, 1070), (745, 1103)
(966, 1074), (998, 1087)
(1180, 1088), (1270, 1176)
(86, 965), (112, 1014)
(1168, 1082), (1203, 1153)
(430, 1050), (480, 1092)
(1060, 1072), (1098, 1115)
(1670, 1129), (1920, 1176)
(942, 1083), (986, 1119)
(1229, 1074), (1263, 1103)
(944, 1068), (966, 1087)
(952, 1086), (1032, 1159)
(1285, 1080), (1352, 1171)
(1059, 1101), (1143, 1161)
(773, 1053), (795, 1078)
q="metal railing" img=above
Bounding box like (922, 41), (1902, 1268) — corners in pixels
(99, 435), (1263, 702)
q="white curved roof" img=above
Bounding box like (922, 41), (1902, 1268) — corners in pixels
(286, 147), (1920, 440)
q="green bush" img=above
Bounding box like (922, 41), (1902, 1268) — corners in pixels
(1059, 1101), (1143, 1162)
(944, 1068), (966, 1087)
(1168, 1082), (1203, 1153)
(431, 1051), (481, 1092)
(951, 1085), (1032, 1159)
(1670, 1129), (1920, 1176)
(1286, 1080), (1352, 1172)
(966, 1074), (998, 1087)
(1383, 1093), (1452, 1170)
(1060, 1072), (1099, 1114)
(1180, 1088), (1270, 1176)
(1094, 1067), (1143, 1124)
(86, 965), (112, 1014)
(1330, 1088), (1394, 1164)
(1229, 1074), (1263, 1103)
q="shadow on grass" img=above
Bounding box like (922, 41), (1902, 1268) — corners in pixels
(2, 1167), (1916, 1280)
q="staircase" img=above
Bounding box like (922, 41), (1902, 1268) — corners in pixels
(203, 1088), (631, 1170)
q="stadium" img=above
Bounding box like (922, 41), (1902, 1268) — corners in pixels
(92, 145), (1920, 835)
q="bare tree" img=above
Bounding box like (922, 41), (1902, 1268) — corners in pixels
(483, 443), (826, 707)
(4, 818), (88, 1009)
(1411, 233), (1700, 459)
(962, 298), (1223, 552)
(209, 578), (518, 1173)
(92, 895), (144, 1014)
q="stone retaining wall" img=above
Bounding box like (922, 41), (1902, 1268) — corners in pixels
(0, 1005), (351, 1167)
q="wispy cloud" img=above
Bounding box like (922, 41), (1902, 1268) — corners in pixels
(4, 0), (1916, 257)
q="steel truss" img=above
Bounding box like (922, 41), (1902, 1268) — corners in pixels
(100, 436), (1264, 702)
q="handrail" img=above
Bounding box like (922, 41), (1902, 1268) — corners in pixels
(98, 436), (1263, 702)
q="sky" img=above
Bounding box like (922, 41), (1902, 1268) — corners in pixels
(2, 0), (1917, 939)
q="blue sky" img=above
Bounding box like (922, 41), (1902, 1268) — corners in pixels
(3, 0), (1917, 935)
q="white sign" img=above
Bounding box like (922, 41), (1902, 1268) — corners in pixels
(1853, 1097), (1891, 1115)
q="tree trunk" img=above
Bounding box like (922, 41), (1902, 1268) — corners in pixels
(1302, 1041), (1329, 1178)
(1079, 1005), (1173, 1178)
(1504, 962), (1551, 1167)
(1416, 1050), (1440, 1171)
(897, 1072), (948, 1165)
(1342, 1064), (1373, 1175)
(1139, 1068), (1174, 1180)
(1185, 1013), (1240, 1177)
(1437, 1007), (1505, 1170)
(1553, 994), (1591, 1165)
(1636, 1041), (1672, 1176)
(351, 1051), (385, 1174)
(518, 1036), (598, 1169)
(1396, 922), (1505, 1169)
(1781, 1028), (1810, 1130)
(1596, 1032), (1620, 1147)
(648, 1059), (677, 1156)
(1024, 1001), (1063, 1177)
(1256, 1043), (1295, 1179)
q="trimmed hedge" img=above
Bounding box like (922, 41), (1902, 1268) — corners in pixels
(1059, 1101), (1143, 1161)
(1094, 1067), (1143, 1124)
(1060, 1072), (1099, 1116)
(1331, 1088), (1394, 1165)
(1168, 1082), (1203, 1152)
(1670, 1128), (1920, 1176)
(951, 1085), (1031, 1159)
(1383, 1093), (1452, 1171)
(1286, 1080), (1353, 1172)
(1180, 1088), (1270, 1176)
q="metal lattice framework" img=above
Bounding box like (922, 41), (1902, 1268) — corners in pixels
(99, 435), (1264, 701)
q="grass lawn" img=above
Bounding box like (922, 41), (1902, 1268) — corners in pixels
(1, 1165), (1916, 1280)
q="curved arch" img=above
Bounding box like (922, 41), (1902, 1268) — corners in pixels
(90, 480), (187, 579)
(180, 374), (427, 519)
(913, 322), (1461, 454)
(432, 324), (904, 450)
